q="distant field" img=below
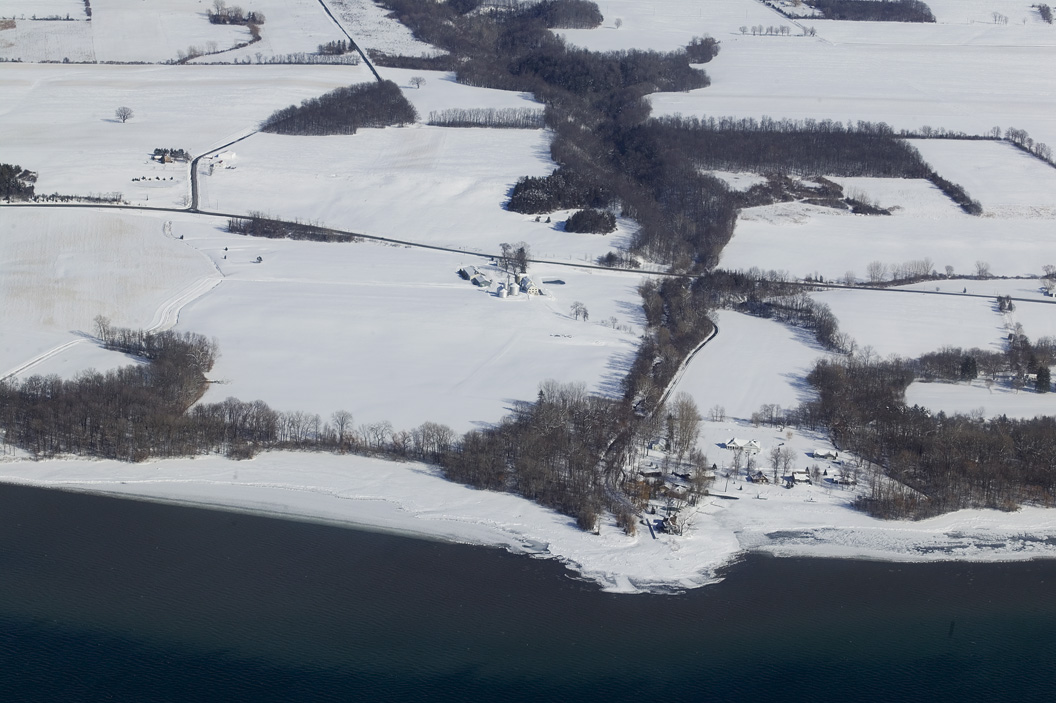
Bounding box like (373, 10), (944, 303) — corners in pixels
(906, 380), (1056, 420)
(0, 0), (349, 63)
(909, 139), (1056, 217)
(0, 18), (94, 62)
(0, 0), (80, 18)
(722, 202), (1056, 280)
(811, 288), (1007, 358)
(647, 19), (1056, 150)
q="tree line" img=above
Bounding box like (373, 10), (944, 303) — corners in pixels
(564, 208), (616, 233)
(260, 80), (418, 135)
(800, 349), (1055, 520)
(1, 163), (35, 199)
(427, 107), (545, 129)
(227, 214), (360, 242)
(807, 0), (935, 22)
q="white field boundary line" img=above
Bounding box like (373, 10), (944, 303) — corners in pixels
(0, 339), (85, 383)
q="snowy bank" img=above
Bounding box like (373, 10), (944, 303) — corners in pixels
(3, 451), (1056, 594)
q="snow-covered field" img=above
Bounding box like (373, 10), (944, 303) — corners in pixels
(906, 379), (1056, 420)
(89, 0), (249, 63)
(0, 63), (367, 206)
(0, 0), (82, 18)
(0, 17), (95, 62)
(671, 311), (828, 421)
(558, 0), (796, 53)
(0, 208), (218, 380)
(0, 207), (643, 433)
(171, 217), (643, 432)
(202, 126), (629, 261)
(327, 0), (443, 58)
(909, 139), (1056, 217)
(0, 0), (350, 63)
(723, 202), (1056, 280)
(645, 12), (1056, 149)
(190, 0), (350, 63)
(812, 288), (1007, 358)
(893, 280), (1056, 341)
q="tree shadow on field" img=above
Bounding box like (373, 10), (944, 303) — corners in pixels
(783, 370), (819, 407)
(596, 347), (635, 398)
(616, 294), (647, 328)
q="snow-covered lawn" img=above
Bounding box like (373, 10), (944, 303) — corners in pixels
(671, 311), (828, 421)
(171, 217), (643, 432)
(201, 126), (629, 262)
(812, 288), (1007, 358)
(0, 63), (368, 207)
(0, 208), (218, 380)
(906, 379), (1056, 420)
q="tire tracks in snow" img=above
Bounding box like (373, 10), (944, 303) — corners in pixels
(2, 273), (222, 383)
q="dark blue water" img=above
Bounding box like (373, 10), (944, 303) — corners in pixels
(0, 483), (1054, 702)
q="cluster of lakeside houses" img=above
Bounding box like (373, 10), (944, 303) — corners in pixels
(637, 438), (853, 496)
(458, 266), (541, 297)
(632, 437), (856, 535)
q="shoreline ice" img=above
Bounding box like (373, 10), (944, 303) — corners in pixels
(3, 450), (1055, 594)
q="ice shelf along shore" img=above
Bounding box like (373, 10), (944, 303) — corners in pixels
(3, 451), (1056, 594)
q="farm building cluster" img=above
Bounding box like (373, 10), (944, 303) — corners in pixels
(458, 266), (542, 297)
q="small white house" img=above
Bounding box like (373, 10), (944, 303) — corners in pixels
(725, 438), (761, 453)
(520, 277), (539, 295)
(812, 448), (838, 460)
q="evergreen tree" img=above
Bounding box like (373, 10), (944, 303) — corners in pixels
(1037, 366), (1051, 393)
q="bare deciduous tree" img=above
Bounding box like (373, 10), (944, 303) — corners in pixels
(409, 76), (425, 89)
(866, 260), (887, 283)
(115, 106), (134, 123)
(668, 392), (702, 465)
